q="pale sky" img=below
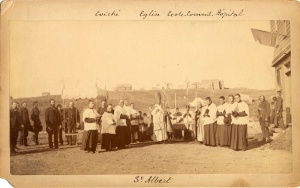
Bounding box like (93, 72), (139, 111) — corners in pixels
(10, 20), (275, 98)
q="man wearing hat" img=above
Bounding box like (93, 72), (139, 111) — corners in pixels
(274, 90), (284, 128)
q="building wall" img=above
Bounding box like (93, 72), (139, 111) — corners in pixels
(270, 20), (291, 125)
(271, 20), (291, 67)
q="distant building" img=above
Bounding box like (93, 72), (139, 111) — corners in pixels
(191, 82), (202, 89)
(251, 20), (291, 125)
(115, 84), (132, 91)
(155, 82), (174, 90)
(42, 92), (50, 96)
(191, 79), (225, 89)
(177, 84), (191, 89)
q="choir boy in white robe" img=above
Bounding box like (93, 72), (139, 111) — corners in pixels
(101, 104), (117, 151)
(230, 94), (249, 151)
(203, 97), (217, 146)
(216, 96), (232, 147)
(226, 95), (237, 144)
(80, 100), (100, 154)
(114, 100), (131, 149)
(151, 92), (167, 143)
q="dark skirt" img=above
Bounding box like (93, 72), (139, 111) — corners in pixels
(204, 122), (217, 146)
(116, 126), (130, 149)
(80, 130), (98, 152)
(216, 124), (231, 146)
(146, 123), (153, 136)
(230, 124), (248, 151)
(131, 125), (139, 132)
(101, 133), (117, 150)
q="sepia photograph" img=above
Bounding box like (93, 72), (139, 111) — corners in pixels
(1, 0), (300, 187)
(8, 20), (292, 175)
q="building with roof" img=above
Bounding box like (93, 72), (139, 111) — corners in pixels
(251, 20), (291, 125)
(115, 84), (132, 91)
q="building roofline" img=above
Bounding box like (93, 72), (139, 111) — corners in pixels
(272, 50), (291, 67)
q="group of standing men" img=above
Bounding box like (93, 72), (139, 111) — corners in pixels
(10, 101), (42, 153)
(10, 99), (81, 153)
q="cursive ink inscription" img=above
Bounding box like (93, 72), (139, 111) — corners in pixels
(134, 176), (172, 184)
(95, 10), (120, 16)
(140, 10), (160, 19)
(167, 10), (213, 17)
(215, 9), (244, 18)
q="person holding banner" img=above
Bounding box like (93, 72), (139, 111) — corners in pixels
(151, 92), (167, 143)
(203, 97), (217, 146)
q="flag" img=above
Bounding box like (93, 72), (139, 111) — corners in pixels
(251, 28), (278, 47)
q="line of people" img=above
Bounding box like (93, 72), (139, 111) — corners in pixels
(80, 99), (156, 153)
(10, 91), (283, 154)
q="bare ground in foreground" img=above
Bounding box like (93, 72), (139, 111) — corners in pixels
(10, 127), (292, 175)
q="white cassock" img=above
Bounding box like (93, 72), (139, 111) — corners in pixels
(227, 102), (237, 124)
(197, 107), (206, 142)
(151, 103), (167, 142)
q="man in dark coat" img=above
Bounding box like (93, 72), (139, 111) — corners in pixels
(45, 99), (61, 149)
(258, 95), (271, 142)
(19, 102), (31, 146)
(274, 91), (284, 128)
(65, 101), (80, 145)
(10, 101), (21, 153)
(30, 101), (42, 145)
(57, 104), (64, 146)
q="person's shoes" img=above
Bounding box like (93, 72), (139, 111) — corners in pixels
(60, 143), (64, 146)
(15, 147), (20, 150)
(265, 139), (272, 143)
(11, 149), (17, 154)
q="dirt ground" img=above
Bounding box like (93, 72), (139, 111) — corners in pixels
(10, 127), (292, 175)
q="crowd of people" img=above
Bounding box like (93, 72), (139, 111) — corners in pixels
(9, 90), (284, 154)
